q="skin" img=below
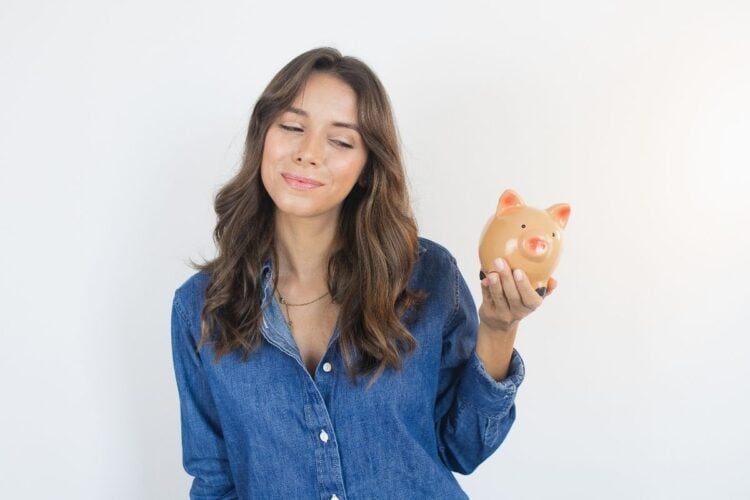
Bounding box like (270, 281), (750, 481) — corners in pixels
(260, 71), (367, 297)
(476, 258), (558, 381)
(480, 263), (557, 331)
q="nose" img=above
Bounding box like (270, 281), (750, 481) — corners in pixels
(525, 236), (549, 256)
(295, 133), (323, 166)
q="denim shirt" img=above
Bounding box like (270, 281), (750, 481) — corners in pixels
(170, 236), (525, 499)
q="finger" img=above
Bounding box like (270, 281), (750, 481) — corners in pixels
(486, 270), (510, 312)
(481, 276), (505, 317)
(493, 258), (522, 310)
(512, 267), (543, 309)
(480, 277), (493, 302)
(547, 277), (557, 296)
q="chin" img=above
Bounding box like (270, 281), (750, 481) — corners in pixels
(274, 199), (341, 220)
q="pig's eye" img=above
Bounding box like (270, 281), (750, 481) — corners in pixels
(553, 232), (556, 237)
(521, 224), (526, 229)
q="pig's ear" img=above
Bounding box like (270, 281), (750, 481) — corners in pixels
(546, 203), (571, 228)
(496, 189), (525, 216)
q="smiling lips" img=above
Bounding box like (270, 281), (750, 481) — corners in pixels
(282, 173), (323, 190)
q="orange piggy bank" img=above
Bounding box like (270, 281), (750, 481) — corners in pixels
(478, 189), (571, 297)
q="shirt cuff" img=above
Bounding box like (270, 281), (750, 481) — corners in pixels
(457, 347), (526, 416)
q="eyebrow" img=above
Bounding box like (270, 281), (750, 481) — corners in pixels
(286, 106), (361, 134)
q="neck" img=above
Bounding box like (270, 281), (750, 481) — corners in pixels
(273, 208), (338, 285)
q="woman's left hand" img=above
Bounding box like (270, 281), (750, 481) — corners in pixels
(479, 257), (557, 332)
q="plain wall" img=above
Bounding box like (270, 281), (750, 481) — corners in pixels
(1, 0), (748, 498)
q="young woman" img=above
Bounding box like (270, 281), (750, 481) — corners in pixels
(170, 46), (556, 500)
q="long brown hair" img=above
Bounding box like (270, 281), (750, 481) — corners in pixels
(188, 46), (428, 390)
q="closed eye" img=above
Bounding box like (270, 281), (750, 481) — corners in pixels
(279, 124), (353, 149)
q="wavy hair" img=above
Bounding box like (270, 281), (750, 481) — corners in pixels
(188, 47), (428, 390)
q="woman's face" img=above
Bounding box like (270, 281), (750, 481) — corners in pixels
(261, 72), (368, 221)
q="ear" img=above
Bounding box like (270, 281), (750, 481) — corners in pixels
(357, 170), (369, 188)
(496, 189), (526, 217)
(357, 157), (371, 188)
(546, 203), (571, 229)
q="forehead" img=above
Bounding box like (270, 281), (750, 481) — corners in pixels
(288, 73), (359, 122)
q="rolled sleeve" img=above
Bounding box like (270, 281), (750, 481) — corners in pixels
(457, 346), (525, 416)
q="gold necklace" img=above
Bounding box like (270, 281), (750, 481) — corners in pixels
(276, 289), (330, 330)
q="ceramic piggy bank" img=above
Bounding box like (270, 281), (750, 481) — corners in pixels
(478, 189), (571, 297)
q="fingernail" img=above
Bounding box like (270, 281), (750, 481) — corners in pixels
(514, 269), (524, 281)
(494, 258), (505, 271)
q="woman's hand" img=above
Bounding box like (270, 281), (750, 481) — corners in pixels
(479, 257), (557, 332)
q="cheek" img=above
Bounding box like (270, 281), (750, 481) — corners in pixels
(260, 135), (284, 189)
(262, 130), (287, 163)
(331, 153), (367, 182)
(328, 165), (360, 190)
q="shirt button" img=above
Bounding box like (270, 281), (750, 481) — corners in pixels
(319, 430), (329, 443)
(323, 362), (332, 372)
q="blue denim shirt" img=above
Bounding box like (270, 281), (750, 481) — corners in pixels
(170, 236), (525, 499)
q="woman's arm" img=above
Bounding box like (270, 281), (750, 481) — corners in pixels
(171, 292), (239, 500)
(433, 256), (525, 475)
(476, 321), (519, 381)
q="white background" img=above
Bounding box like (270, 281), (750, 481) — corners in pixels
(1, 1), (748, 498)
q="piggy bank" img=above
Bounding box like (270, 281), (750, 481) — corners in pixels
(478, 189), (571, 297)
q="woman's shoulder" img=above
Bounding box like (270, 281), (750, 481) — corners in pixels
(172, 269), (211, 327)
(416, 236), (459, 268)
(412, 236), (463, 299)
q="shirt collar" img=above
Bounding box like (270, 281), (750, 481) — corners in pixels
(260, 255), (273, 306)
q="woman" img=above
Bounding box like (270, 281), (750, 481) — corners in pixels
(170, 46), (556, 499)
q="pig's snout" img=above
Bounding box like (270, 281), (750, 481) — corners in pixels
(523, 235), (550, 257)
